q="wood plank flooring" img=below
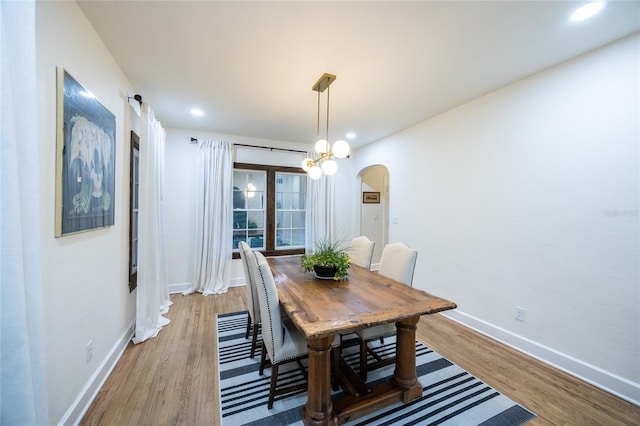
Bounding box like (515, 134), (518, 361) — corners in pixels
(80, 287), (640, 425)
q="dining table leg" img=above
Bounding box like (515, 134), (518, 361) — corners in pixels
(303, 335), (335, 426)
(392, 316), (423, 402)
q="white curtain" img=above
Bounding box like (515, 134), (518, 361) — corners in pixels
(188, 140), (233, 295)
(133, 104), (171, 344)
(305, 153), (337, 252)
(0, 1), (49, 423)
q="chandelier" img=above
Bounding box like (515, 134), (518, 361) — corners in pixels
(301, 73), (350, 180)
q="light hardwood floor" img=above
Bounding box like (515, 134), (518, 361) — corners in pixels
(80, 287), (640, 425)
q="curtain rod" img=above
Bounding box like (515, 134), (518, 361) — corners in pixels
(189, 138), (307, 154)
(235, 143), (308, 154)
(127, 94), (142, 105)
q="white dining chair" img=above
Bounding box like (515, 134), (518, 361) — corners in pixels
(249, 251), (309, 409)
(355, 242), (418, 380)
(338, 236), (376, 353)
(238, 241), (261, 358)
(349, 236), (375, 270)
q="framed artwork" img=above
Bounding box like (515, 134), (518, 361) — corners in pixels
(55, 68), (116, 236)
(363, 191), (380, 204)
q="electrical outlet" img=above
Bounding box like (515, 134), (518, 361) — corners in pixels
(515, 306), (526, 322)
(86, 340), (94, 363)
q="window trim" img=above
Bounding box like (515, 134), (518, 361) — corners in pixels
(233, 162), (306, 259)
(128, 131), (139, 292)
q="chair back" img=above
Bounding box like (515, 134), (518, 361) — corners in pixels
(349, 236), (375, 269)
(238, 241), (260, 322)
(378, 242), (418, 286)
(249, 251), (285, 361)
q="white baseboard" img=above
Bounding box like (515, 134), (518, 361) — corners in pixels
(443, 310), (640, 407)
(169, 282), (192, 294)
(169, 281), (244, 294)
(229, 277), (245, 288)
(58, 320), (136, 426)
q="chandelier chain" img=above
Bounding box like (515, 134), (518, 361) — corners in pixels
(326, 85), (330, 147)
(317, 90), (321, 140)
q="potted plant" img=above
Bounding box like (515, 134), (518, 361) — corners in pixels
(301, 238), (351, 280)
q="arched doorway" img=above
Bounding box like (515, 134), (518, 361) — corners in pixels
(359, 165), (389, 268)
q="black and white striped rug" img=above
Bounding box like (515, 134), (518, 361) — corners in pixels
(218, 311), (536, 426)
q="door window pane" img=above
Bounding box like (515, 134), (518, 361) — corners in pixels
(233, 170), (266, 250)
(275, 172), (306, 249)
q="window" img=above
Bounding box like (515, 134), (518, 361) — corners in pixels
(233, 163), (306, 257)
(233, 169), (266, 250)
(128, 131), (139, 292)
(275, 173), (306, 249)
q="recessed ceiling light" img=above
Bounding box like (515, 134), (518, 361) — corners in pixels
(190, 108), (204, 117)
(346, 132), (356, 139)
(570, 2), (605, 22)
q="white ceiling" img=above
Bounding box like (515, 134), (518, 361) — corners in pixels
(77, 1), (640, 148)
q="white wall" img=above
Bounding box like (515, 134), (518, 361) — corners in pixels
(353, 34), (640, 404)
(36, 2), (136, 423)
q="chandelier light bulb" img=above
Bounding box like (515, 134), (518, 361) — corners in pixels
(332, 140), (350, 159)
(301, 157), (314, 171)
(315, 139), (329, 154)
(321, 159), (338, 176)
(308, 165), (323, 180)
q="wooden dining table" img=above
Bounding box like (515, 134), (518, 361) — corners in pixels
(267, 255), (457, 426)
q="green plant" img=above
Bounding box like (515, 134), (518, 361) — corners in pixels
(301, 238), (351, 280)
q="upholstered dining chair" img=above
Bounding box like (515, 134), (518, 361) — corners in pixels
(249, 251), (309, 409)
(238, 241), (261, 358)
(338, 236), (376, 354)
(355, 242), (418, 380)
(349, 236), (375, 270)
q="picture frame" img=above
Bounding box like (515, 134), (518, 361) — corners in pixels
(55, 68), (116, 236)
(362, 191), (380, 204)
